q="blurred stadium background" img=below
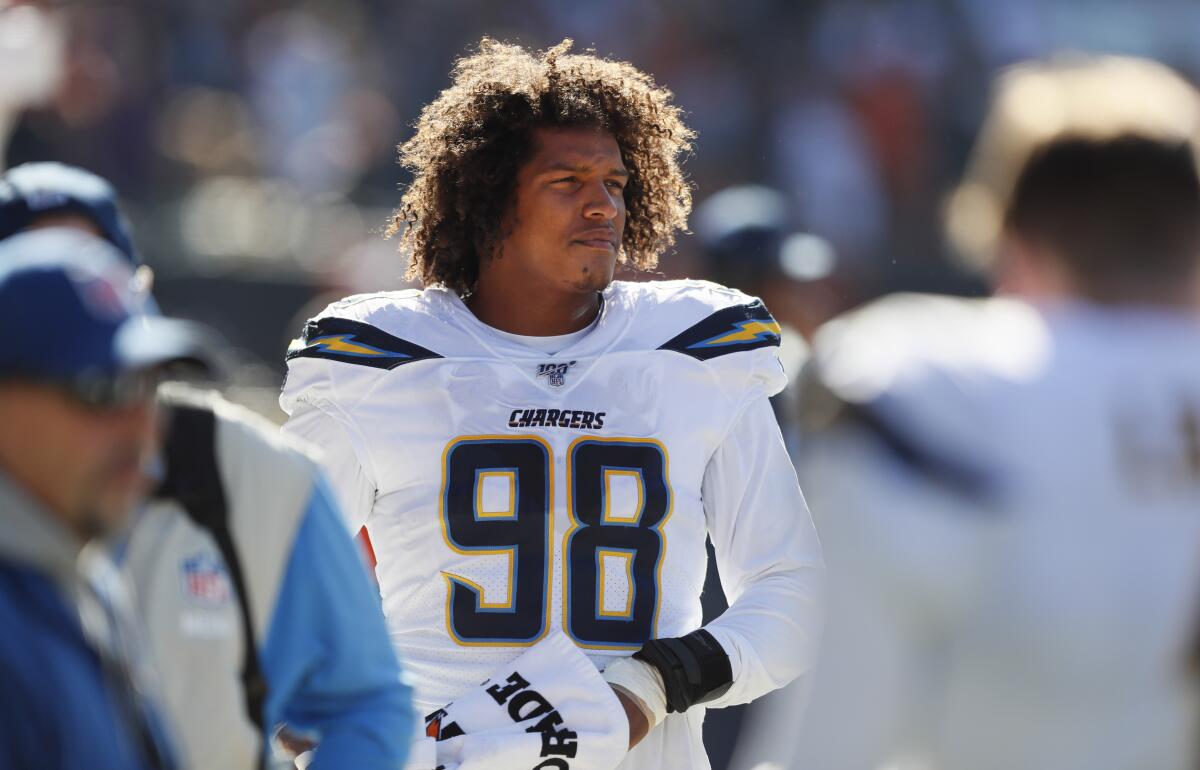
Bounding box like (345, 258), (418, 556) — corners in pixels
(19, 0), (1200, 421)
(6, 1), (1200, 767)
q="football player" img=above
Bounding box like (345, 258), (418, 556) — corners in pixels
(734, 55), (1200, 770)
(281, 38), (824, 769)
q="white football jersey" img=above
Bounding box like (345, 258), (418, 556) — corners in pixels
(280, 280), (824, 769)
(744, 294), (1200, 770)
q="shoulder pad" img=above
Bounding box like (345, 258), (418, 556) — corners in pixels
(286, 316), (442, 370)
(813, 293), (1047, 405)
(658, 298), (781, 361)
(804, 294), (1045, 495)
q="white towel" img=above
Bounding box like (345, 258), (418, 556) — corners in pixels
(423, 633), (629, 770)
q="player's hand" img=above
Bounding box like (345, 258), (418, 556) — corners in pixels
(275, 724), (317, 768)
(611, 686), (649, 749)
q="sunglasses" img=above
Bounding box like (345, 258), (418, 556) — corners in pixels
(0, 370), (159, 411)
(56, 369), (161, 411)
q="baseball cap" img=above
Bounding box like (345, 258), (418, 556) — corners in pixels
(694, 184), (837, 287)
(0, 162), (138, 264)
(0, 228), (212, 407)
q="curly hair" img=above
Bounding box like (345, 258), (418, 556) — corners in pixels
(387, 38), (695, 295)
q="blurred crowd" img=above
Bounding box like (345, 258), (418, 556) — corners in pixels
(5, 4), (1200, 770)
(9, 0), (1200, 412)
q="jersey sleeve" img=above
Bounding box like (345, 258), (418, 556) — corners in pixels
(279, 299), (434, 532)
(697, 395), (825, 708)
(800, 294), (1008, 608)
(653, 282), (788, 403)
(756, 297), (1005, 769)
(764, 421), (989, 770)
(807, 292), (1047, 468)
(281, 403), (377, 533)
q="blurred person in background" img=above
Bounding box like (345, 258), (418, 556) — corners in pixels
(693, 185), (835, 368)
(282, 38), (823, 770)
(733, 54), (1200, 770)
(692, 184), (855, 437)
(0, 228), (192, 770)
(689, 185), (850, 769)
(0, 161), (415, 770)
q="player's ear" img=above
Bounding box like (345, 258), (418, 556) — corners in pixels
(993, 230), (1053, 296)
(994, 231), (1076, 299)
(990, 230), (1024, 294)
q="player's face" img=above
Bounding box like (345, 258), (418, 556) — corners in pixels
(497, 126), (628, 294)
(0, 381), (159, 539)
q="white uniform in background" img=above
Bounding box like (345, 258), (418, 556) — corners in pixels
(280, 280), (824, 770)
(737, 293), (1200, 770)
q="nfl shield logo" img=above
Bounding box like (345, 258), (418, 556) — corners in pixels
(180, 554), (232, 606)
(536, 360), (577, 388)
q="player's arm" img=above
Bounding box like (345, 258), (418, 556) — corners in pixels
(259, 476), (413, 769)
(695, 395), (825, 706)
(279, 319), (389, 534)
(281, 401), (377, 533)
(604, 395), (825, 732)
(733, 326), (995, 769)
(728, 424), (972, 769)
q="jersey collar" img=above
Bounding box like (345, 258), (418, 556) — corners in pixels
(429, 284), (637, 395)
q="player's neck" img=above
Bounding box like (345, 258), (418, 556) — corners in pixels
(467, 282), (602, 336)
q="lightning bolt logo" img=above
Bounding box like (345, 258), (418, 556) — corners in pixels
(301, 334), (409, 359)
(691, 320), (782, 348)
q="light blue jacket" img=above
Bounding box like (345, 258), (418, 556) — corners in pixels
(122, 389), (412, 769)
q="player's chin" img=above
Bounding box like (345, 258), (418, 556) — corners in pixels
(90, 467), (151, 531)
(569, 271), (615, 293)
(75, 492), (140, 539)
(566, 244), (618, 291)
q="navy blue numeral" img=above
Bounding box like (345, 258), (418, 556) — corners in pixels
(566, 439), (671, 648)
(442, 438), (550, 644)
(441, 437), (670, 648)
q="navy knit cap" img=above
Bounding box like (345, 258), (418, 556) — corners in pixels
(0, 162), (138, 264)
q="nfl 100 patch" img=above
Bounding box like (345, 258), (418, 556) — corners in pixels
(536, 360), (577, 388)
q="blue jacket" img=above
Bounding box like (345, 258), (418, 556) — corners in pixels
(0, 475), (177, 770)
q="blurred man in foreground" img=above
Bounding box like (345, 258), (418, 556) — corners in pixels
(0, 229), (195, 769)
(0, 162), (415, 770)
(736, 55), (1200, 770)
